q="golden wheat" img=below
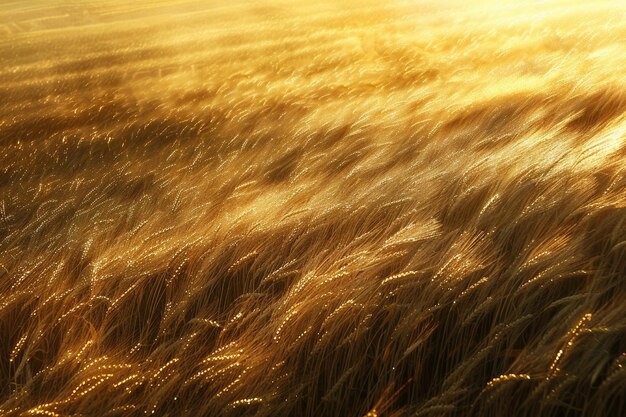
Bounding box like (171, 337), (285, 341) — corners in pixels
(1, 0), (625, 416)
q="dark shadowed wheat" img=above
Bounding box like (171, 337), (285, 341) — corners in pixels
(0, 0), (625, 416)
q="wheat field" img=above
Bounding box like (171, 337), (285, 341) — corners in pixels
(1, 0), (625, 416)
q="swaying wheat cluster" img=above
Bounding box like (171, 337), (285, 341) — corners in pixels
(0, 0), (625, 416)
